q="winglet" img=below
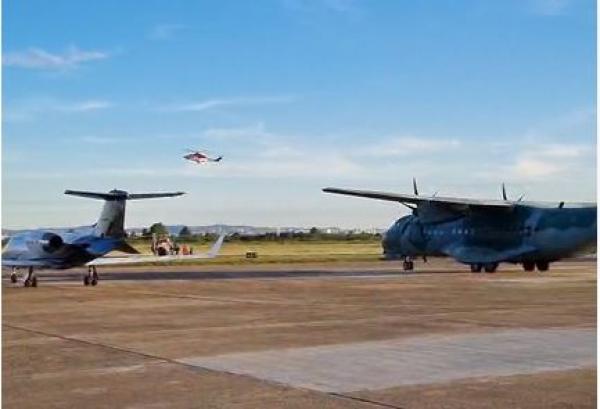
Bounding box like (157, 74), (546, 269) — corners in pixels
(502, 183), (507, 201)
(413, 178), (419, 196)
(207, 233), (227, 257)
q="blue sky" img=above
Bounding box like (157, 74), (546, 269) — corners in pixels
(2, 0), (596, 229)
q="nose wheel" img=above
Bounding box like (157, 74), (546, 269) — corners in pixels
(402, 258), (414, 271)
(84, 266), (99, 286)
(470, 264), (483, 273)
(471, 263), (498, 273)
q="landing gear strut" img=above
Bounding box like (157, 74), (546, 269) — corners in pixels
(470, 263), (497, 273)
(10, 267), (18, 283)
(470, 263), (483, 273)
(84, 266), (99, 286)
(522, 261), (535, 272)
(23, 267), (37, 287)
(483, 263), (498, 273)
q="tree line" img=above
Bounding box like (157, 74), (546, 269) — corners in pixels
(129, 223), (381, 243)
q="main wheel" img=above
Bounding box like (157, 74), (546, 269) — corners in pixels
(10, 274), (17, 283)
(24, 279), (31, 287)
(536, 261), (549, 271)
(484, 263), (498, 273)
(470, 264), (483, 273)
(523, 261), (535, 272)
(91, 278), (98, 286)
(402, 261), (411, 271)
(31, 277), (38, 287)
(83, 276), (90, 286)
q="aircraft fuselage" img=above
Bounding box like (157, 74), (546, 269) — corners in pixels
(383, 205), (596, 264)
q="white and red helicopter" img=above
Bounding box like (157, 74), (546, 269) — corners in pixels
(183, 149), (223, 164)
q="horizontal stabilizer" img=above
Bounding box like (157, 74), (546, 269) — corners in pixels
(65, 190), (185, 200)
(128, 192), (186, 200)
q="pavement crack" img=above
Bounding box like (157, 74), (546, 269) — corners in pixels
(328, 392), (407, 409)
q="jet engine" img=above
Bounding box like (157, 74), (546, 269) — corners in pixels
(39, 233), (64, 253)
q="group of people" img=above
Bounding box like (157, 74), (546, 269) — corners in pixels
(150, 235), (193, 256)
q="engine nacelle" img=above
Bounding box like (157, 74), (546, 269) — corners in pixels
(38, 233), (64, 253)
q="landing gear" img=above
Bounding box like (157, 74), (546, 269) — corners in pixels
(483, 263), (498, 273)
(91, 267), (98, 286)
(536, 261), (549, 272)
(522, 261), (535, 272)
(402, 258), (414, 271)
(84, 266), (99, 286)
(23, 267), (37, 287)
(10, 267), (18, 283)
(470, 263), (483, 273)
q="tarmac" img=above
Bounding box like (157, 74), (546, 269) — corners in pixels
(2, 258), (596, 408)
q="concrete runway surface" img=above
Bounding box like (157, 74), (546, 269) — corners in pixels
(3, 258), (596, 408)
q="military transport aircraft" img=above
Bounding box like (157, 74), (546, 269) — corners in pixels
(323, 181), (596, 273)
(2, 189), (225, 287)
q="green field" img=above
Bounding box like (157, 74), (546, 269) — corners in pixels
(122, 239), (384, 265)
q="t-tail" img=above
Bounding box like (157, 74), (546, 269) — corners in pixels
(64, 189), (185, 238)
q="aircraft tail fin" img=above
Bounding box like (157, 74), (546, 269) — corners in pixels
(65, 189), (185, 238)
(207, 233), (226, 257)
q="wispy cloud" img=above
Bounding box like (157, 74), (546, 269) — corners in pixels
(3, 46), (109, 70)
(202, 122), (270, 140)
(80, 136), (122, 144)
(363, 136), (461, 157)
(162, 96), (296, 112)
(149, 23), (188, 40)
(55, 100), (113, 112)
(4, 98), (112, 122)
(283, 0), (359, 14)
(529, 0), (572, 16)
(497, 142), (593, 181)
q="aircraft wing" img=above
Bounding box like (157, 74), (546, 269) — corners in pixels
(86, 234), (226, 266)
(322, 188), (514, 211)
(2, 259), (51, 268)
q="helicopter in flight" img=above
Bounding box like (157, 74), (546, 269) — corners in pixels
(183, 149), (223, 164)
